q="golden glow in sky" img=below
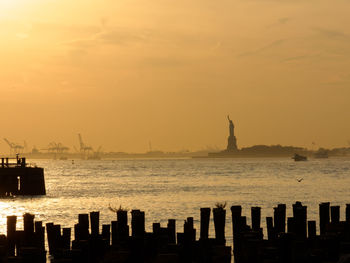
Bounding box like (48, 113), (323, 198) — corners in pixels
(1, 0), (350, 152)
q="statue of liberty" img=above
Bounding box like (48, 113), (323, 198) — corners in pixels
(227, 115), (238, 151)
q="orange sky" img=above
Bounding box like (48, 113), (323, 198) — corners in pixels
(1, 0), (350, 152)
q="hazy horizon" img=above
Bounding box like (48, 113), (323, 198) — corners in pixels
(1, 0), (350, 152)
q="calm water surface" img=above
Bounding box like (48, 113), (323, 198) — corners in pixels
(1, 157), (350, 245)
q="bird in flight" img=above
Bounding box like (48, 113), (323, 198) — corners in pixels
(296, 178), (304, 182)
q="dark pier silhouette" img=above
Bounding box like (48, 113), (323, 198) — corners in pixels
(2, 202), (350, 262)
(0, 155), (46, 196)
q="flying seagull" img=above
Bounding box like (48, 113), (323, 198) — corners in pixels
(296, 178), (304, 182)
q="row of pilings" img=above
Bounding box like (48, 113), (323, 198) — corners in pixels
(1, 202), (350, 263)
(0, 207), (231, 263)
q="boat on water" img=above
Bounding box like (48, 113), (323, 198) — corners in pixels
(0, 155), (46, 196)
(292, 153), (307, 162)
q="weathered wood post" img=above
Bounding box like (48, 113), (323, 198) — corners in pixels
(200, 208), (210, 240)
(7, 215), (17, 256)
(293, 202), (307, 239)
(308, 221), (316, 239)
(287, 217), (295, 234)
(346, 204), (350, 223)
(274, 204), (286, 234)
(117, 210), (129, 241)
(131, 210), (145, 238)
(213, 207), (226, 245)
(111, 221), (117, 245)
(62, 228), (71, 250)
(23, 213), (35, 246)
(231, 205), (242, 263)
(78, 214), (89, 240)
(266, 217), (275, 240)
(46, 223), (54, 254)
(251, 207), (261, 232)
(167, 219), (176, 244)
(319, 202), (330, 235)
(102, 224), (111, 245)
(331, 206), (340, 224)
(34, 221), (45, 251)
(90, 211), (100, 237)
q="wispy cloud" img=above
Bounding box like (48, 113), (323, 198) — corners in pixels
(266, 17), (291, 29)
(63, 28), (151, 48)
(237, 39), (285, 57)
(313, 27), (347, 38)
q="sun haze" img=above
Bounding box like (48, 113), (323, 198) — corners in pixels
(1, 0), (350, 152)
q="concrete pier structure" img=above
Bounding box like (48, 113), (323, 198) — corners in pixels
(0, 156), (45, 196)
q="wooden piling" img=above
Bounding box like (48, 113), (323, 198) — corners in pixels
(251, 206), (261, 232)
(200, 208), (210, 240)
(7, 215), (17, 256)
(78, 214), (89, 240)
(308, 220), (316, 239)
(23, 213), (35, 246)
(274, 204), (286, 234)
(90, 211), (100, 237)
(266, 217), (274, 240)
(331, 205), (340, 224)
(213, 207), (226, 245)
(62, 228), (71, 250)
(167, 219), (176, 244)
(319, 202), (330, 235)
(346, 204), (350, 223)
(102, 224), (111, 245)
(131, 210), (145, 238)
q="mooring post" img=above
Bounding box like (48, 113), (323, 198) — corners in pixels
(167, 219), (176, 244)
(78, 214), (89, 240)
(266, 217), (275, 240)
(62, 228), (71, 250)
(111, 221), (117, 245)
(274, 204), (286, 234)
(346, 204), (350, 223)
(131, 210), (145, 238)
(23, 213), (35, 246)
(74, 223), (80, 241)
(90, 211), (100, 237)
(308, 221), (316, 239)
(293, 202), (307, 239)
(102, 224), (111, 245)
(46, 223), (54, 254)
(331, 206), (340, 224)
(183, 216), (196, 248)
(319, 202), (330, 235)
(200, 208), (210, 240)
(34, 221), (45, 251)
(287, 217), (295, 234)
(213, 207), (226, 245)
(7, 215), (17, 256)
(231, 205), (243, 263)
(117, 210), (129, 240)
(53, 224), (62, 253)
(251, 207), (261, 232)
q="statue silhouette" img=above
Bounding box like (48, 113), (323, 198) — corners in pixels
(226, 115), (238, 151)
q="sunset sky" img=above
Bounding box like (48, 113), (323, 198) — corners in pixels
(1, 0), (349, 152)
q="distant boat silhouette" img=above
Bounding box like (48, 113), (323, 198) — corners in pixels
(292, 153), (307, 161)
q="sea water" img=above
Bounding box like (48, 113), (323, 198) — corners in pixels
(1, 157), (350, 246)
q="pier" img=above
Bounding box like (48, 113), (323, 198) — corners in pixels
(1, 202), (350, 262)
(0, 156), (46, 196)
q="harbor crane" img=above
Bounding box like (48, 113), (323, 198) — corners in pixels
(3, 138), (24, 155)
(45, 142), (70, 153)
(78, 134), (93, 155)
